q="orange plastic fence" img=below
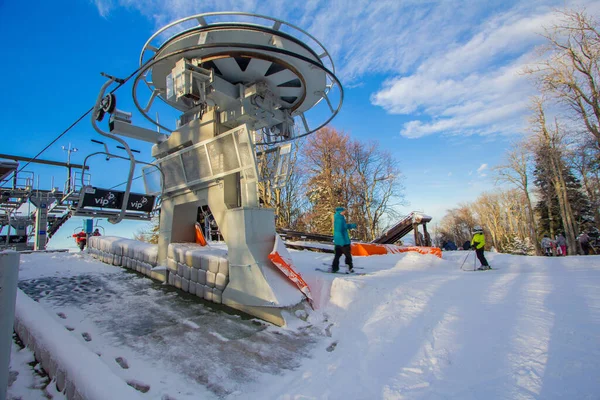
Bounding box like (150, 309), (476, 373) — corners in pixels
(351, 243), (442, 258)
(194, 222), (207, 246)
(350, 243), (387, 256)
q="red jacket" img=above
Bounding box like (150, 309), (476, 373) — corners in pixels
(73, 231), (87, 243)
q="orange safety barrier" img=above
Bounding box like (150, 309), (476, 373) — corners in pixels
(194, 222), (207, 246)
(351, 243), (442, 258)
(351, 243), (388, 256)
(268, 235), (314, 308)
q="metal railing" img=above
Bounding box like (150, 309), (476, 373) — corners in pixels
(0, 171), (34, 191)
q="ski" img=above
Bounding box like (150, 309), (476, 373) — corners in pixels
(321, 262), (364, 269)
(315, 267), (369, 276)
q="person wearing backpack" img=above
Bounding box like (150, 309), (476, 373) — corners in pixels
(578, 232), (591, 255)
(541, 235), (553, 256)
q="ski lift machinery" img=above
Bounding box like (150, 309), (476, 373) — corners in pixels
(92, 12), (343, 325)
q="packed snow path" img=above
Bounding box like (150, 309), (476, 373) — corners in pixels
(15, 252), (319, 399)
(10, 250), (600, 399)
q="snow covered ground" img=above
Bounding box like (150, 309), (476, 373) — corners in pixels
(7, 248), (600, 399)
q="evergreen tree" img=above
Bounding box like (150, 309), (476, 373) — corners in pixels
(504, 236), (536, 255)
(533, 152), (593, 236)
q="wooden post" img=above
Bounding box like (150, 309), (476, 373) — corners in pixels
(423, 223), (431, 246)
(413, 223), (420, 246)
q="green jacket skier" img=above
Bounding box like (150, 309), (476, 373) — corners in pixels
(471, 226), (490, 270)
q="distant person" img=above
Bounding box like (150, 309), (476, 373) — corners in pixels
(578, 232), (590, 255)
(470, 226), (490, 270)
(73, 230), (87, 251)
(332, 207), (357, 273)
(443, 240), (457, 251)
(556, 233), (567, 256)
(541, 235), (553, 256)
(209, 216), (219, 241)
(92, 228), (101, 236)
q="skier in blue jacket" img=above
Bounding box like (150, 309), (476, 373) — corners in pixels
(332, 207), (357, 273)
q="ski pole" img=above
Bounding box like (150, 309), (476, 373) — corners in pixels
(473, 249), (476, 271)
(460, 250), (473, 270)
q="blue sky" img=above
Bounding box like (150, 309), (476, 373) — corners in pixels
(1, 0), (597, 249)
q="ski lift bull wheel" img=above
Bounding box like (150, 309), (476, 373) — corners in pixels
(133, 12), (343, 142)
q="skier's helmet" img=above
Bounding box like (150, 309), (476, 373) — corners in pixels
(473, 225), (483, 233)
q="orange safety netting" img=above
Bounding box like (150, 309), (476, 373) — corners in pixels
(351, 243), (442, 258)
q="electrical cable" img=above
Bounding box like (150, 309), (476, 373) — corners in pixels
(15, 62), (152, 175)
(109, 174), (144, 190)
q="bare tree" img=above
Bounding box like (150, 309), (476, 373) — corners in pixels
(301, 127), (355, 233)
(348, 141), (405, 240)
(493, 141), (541, 254)
(133, 217), (160, 244)
(526, 10), (600, 147)
(300, 127), (404, 239)
(438, 204), (476, 248)
(257, 141), (306, 229)
(440, 189), (536, 253)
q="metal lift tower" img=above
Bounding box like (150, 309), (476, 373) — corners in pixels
(92, 12), (343, 324)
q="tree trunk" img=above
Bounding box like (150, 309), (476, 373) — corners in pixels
(550, 154), (579, 254)
(525, 192), (541, 255)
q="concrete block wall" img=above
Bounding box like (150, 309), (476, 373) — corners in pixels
(87, 236), (167, 282)
(86, 237), (230, 305)
(166, 243), (229, 304)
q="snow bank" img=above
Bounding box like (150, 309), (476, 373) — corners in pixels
(13, 289), (142, 400)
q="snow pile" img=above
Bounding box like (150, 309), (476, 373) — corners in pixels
(13, 290), (142, 399)
(166, 243), (229, 304)
(7, 337), (65, 400)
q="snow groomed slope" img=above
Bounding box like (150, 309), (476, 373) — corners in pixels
(9, 249), (600, 399)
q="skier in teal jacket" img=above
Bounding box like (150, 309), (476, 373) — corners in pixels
(332, 207), (357, 273)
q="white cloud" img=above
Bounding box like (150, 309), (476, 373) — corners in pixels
(91, 0), (600, 140)
(477, 164), (488, 173)
(92, 0), (524, 80)
(370, 9), (559, 139)
(369, 1), (599, 139)
(93, 0), (114, 17)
